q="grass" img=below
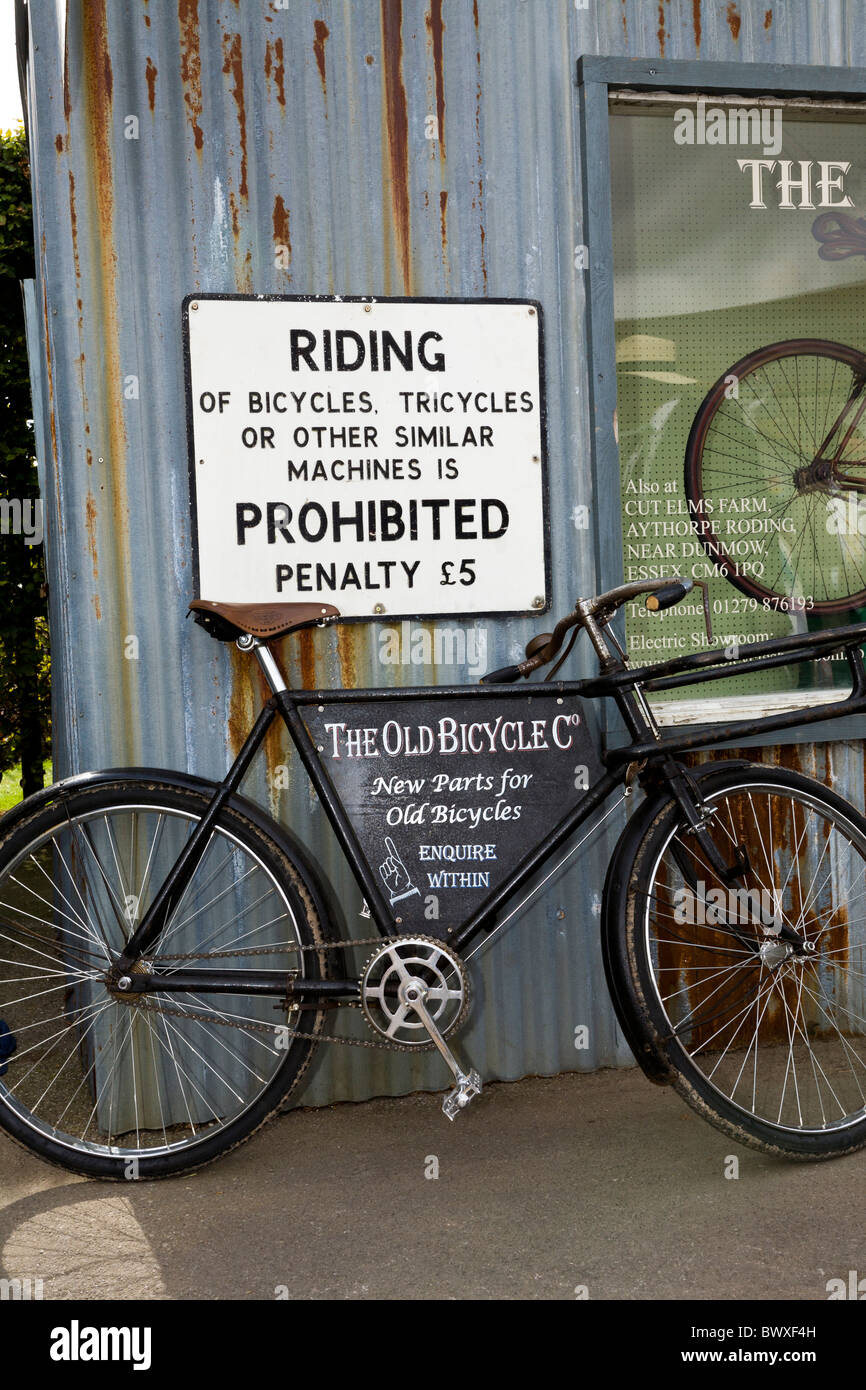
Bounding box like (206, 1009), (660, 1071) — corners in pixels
(0, 761), (53, 816)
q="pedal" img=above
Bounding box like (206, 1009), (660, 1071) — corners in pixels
(396, 972), (483, 1120)
(442, 1069), (482, 1121)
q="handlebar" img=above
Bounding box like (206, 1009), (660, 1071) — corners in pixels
(645, 579), (694, 612)
(480, 576), (701, 684)
(480, 664), (524, 685)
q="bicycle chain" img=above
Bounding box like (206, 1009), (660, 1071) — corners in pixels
(128, 933), (461, 1053)
(155, 934), (385, 960)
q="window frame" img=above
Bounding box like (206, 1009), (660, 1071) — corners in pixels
(577, 55), (866, 749)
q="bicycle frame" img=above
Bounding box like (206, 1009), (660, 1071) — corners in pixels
(112, 616), (866, 1005)
(115, 678), (626, 996)
(814, 370), (866, 491)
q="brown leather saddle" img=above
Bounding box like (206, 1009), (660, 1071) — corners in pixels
(189, 599), (341, 642)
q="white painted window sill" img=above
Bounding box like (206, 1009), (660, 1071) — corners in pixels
(649, 688), (849, 728)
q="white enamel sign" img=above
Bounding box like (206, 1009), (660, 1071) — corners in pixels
(184, 296), (548, 616)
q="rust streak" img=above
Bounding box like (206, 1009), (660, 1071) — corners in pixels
(313, 19), (330, 96)
(657, 0), (667, 56)
(178, 0), (204, 151)
(381, 0), (412, 294)
(67, 171), (79, 282)
(726, 2), (741, 39)
(55, 134), (64, 154)
(80, 0), (137, 710)
(692, 0), (702, 50)
(263, 708), (289, 817)
(764, 8), (773, 28)
(474, 28), (486, 292)
(228, 190), (241, 239)
(222, 33), (248, 200)
(227, 648), (253, 758)
(274, 37), (286, 108)
(63, 29), (72, 121)
(100, 40), (113, 103)
(68, 159), (87, 412)
(426, 0), (446, 161)
(296, 630), (317, 693)
(145, 57), (157, 113)
(273, 194), (291, 267)
(85, 492), (99, 580)
(39, 274), (59, 475)
(336, 625), (358, 691)
(439, 188), (448, 257)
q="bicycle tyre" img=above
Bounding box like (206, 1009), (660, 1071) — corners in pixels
(684, 339), (866, 613)
(0, 775), (330, 1179)
(614, 762), (866, 1159)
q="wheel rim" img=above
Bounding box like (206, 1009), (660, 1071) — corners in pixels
(0, 801), (310, 1164)
(642, 781), (866, 1137)
(689, 346), (866, 612)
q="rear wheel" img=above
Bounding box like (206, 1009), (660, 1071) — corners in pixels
(0, 778), (328, 1179)
(620, 765), (866, 1158)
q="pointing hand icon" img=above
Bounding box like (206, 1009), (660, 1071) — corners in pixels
(379, 836), (420, 905)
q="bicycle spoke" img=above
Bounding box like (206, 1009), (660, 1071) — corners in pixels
(641, 777), (866, 1143)
(690, 347), (866, 608)
(0, 789), (321, 1172)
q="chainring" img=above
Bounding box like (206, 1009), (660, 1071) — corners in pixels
(360, 936), (471, 1047)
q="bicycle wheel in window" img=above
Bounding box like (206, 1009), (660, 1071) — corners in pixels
(617, 763), (866, 1158)
(0, 776), (330, 1179)
(684, 340), (866, 613)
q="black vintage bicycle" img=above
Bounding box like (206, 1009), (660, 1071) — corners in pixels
(2, 577), (866, 1179)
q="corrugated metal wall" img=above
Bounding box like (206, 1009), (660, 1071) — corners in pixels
(18, 0), (866, 1105)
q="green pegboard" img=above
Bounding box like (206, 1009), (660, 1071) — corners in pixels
(611, 103), (866, 705)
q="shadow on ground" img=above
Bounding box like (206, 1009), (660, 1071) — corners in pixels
(0, 1068), (861, 1300)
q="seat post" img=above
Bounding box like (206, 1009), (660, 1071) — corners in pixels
(243, 635), (289, 694)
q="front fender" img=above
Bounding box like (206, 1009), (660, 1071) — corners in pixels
(601, 759), (754, 1085)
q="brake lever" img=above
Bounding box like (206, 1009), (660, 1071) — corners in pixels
(543, 625), (580, 682)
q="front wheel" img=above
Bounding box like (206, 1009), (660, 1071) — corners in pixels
(617, 764), (866, 1158)
(0, 777), (329, 1179)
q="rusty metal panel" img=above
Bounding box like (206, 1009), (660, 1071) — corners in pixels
(19, 0), (866, 1105)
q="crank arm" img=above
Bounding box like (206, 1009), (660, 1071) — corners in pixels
(403, 985), (482, 1120)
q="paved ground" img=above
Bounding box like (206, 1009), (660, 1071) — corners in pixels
(0, 1066), (862, 1301)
